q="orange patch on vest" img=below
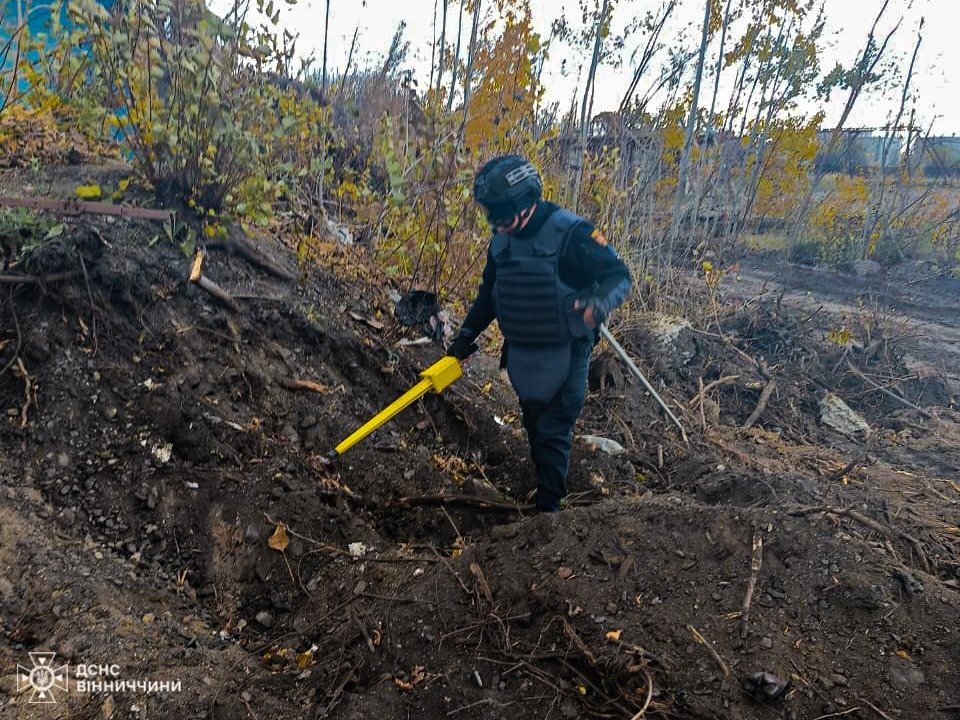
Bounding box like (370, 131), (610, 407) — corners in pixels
(591, 228), (608, 246)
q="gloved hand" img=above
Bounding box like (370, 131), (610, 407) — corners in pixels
(446, 333), (479, 361)
(572, 294), (609, 329)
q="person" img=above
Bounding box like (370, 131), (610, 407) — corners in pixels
(446, 154), (632, 512)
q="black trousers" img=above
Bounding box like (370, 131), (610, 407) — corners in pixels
(520, 338), (594, 511)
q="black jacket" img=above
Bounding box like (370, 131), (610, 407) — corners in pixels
(461, 201), (632, 339)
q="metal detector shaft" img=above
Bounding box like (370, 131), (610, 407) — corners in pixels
(599, 324), (688, 443)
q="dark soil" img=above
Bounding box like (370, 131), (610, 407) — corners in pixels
(1, 166), (959, 720)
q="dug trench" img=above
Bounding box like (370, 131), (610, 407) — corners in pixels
(1, 211), (959, 720)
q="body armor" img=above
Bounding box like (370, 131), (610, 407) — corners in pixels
(491, 208), (591, 346)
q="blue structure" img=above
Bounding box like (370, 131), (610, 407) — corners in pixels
(1, 0), (114, 101)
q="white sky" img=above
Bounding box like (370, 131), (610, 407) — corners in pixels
(218, 0), (958, 134)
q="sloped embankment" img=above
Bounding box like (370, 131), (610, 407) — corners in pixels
(1, 184), (958, 719)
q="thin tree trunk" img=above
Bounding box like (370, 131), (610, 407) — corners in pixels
(667, 0), (711, 255)
(321, 0), (331, 97)
(707, 0), (733, 130)
(789, 0), (898, 247)
(436, 0), (449, 97)
(619, 0), (675, 114)
(447, 0), (466, 113)
(862, 16), (924, 260)
(688, 0), (732, 253)
(571, 0), (611, 214)
(429, 0), (438, 93)
(339, 26), (359, 97)
(458, 0), (482, 149)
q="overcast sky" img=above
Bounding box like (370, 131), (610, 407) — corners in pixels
(216, 0), (957, 134)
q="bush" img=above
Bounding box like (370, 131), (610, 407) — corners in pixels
(789, 239), (821, 266)
(72, 0), (330, 229)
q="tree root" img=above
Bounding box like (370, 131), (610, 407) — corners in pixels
(205, 235), (295, 281)
(687, 625), (729, 677)
(394, 494), (534, 512)
(13, 357), (34, 428)
(0, 286), (22, 378)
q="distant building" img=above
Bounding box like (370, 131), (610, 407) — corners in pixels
(814, 130), (902, 174)
(911, 136), (960, 177)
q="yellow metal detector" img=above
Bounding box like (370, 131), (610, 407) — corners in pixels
(328, 355), (466, 460)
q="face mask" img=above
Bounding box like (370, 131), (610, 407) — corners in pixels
(489, 203), (535, 233)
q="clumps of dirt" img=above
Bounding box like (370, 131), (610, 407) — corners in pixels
(618, 295), (955, 451)
(1, 186), (959, 720)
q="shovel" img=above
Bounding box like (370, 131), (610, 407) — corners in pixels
(328, 353), (469, 460)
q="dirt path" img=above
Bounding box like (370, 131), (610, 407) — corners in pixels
(727, 256), (960, 386)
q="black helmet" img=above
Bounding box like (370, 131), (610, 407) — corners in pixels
(473, 154), (542, 223)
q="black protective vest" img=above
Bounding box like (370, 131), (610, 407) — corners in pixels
(491, 208), (591, 346)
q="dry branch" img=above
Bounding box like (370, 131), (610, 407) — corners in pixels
(846, 360), (933, 419)
(790, 506), (931, 574)
(742, 378), (776, 430)
(688, 374), (739, 407)
(469, 562), (494, 604)
(205, 235), (295, 281)
(189, 251), (239, 311)
(740, 531), (764, 639)
(0, 271), (81, 285)
(0, 194), (173, 221)
(825, 453), (868, 483)
(278, 377), (329, 394)
(688, 625), (729, 677)
(395, 494), (533, 512)
(859, 697), (897, 720)
(561, 617), (597, 666)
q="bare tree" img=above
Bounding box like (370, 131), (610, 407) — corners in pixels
(667, 0), (711, 251)
(436, 0), (449, 97)
(458, 0), (482, 149)
(321, 0), (331, 96)
(571, 0), (612, 213)
(860, 16), (925, 260)
(429, 0), (438, 93)
(706, 0), (734, 131)
(788, 0), (900, 246)
(339, 26), (359, 97)
(446, 0), (466, 112)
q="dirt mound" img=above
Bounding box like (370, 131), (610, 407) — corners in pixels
(1, 183), (959, 719)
